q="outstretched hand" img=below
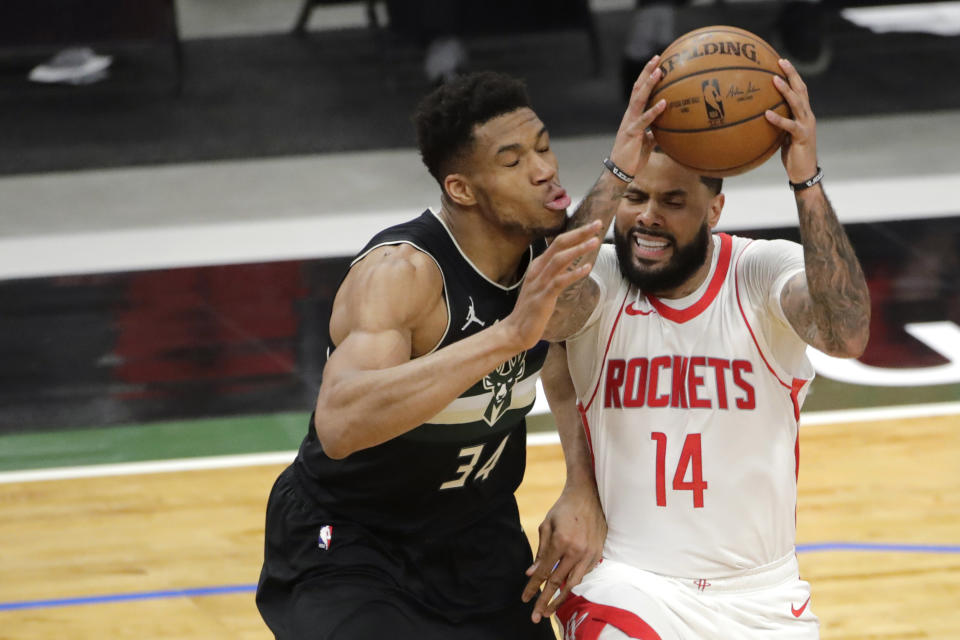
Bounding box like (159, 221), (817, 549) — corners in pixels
(503, 221), (602, 352)
(765, 58), (819, 184)
(609, 55), (667, 179)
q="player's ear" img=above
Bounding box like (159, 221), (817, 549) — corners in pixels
(707, 193), (724, 229)
(444, 174), (476, 207)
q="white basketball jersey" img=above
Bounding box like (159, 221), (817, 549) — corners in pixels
(566, 233), (815, 579)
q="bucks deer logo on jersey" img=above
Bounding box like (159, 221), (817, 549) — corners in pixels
(482, 353), (526, 426)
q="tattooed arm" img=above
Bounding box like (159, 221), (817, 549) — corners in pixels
(765, 58), (870, 358)
(539, 178), (617, 342)
(782, 186), (871, 357)
(543, 57), (666, 341)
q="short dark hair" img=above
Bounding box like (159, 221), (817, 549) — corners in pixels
(699, 174), (723, 196)
(652, 146), (723, 195)
(412, 71), (532, 187)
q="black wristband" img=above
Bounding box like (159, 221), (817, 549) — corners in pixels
(789, 167), (824, 191)
(603, 157), (634, 184)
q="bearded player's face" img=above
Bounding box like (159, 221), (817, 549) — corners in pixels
(613, 152), (723, 296)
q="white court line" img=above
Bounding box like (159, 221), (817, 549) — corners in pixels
(0, 451), (299, 485)
(1, 401), (957, 485)
(1, 173), (959, 281)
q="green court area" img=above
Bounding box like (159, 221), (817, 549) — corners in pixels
(0, 412), (308, 473)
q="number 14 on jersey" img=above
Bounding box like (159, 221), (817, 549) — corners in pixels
(651, 432), (708, 508)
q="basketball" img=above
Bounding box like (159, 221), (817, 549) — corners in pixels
(647, 26), (791, 177)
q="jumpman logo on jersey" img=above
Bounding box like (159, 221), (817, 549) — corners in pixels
(461, 296), (486, 330)
(694, 579), (711, 592)
(563, 611), (589, 640)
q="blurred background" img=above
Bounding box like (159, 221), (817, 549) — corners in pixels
(0, 0), (958, 638)
(1, 0), (958, 440)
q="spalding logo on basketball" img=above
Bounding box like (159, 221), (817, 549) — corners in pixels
(648, 26), (791, 177)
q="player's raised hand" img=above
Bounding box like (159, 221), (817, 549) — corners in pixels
(765, 58), (819, 185)
(610, 55), (667, 178)
(502, 221), (601, 351)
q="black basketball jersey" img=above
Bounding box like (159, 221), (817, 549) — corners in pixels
(293, 210), (548, 538)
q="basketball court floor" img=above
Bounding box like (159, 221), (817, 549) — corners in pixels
(0, 2), (958, 638)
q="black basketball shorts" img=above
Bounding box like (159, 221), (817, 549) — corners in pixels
(256, 466), (557, 640)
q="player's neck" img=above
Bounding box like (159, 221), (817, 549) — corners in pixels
(438, 202), (531, 286)
(652, 237), (716, 300)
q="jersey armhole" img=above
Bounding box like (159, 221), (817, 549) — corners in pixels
(342, 240), (452, 356)
(566, 271), (608, 342)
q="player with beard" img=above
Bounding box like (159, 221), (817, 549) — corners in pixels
(538, 59), (871, 638)
(257, 63), (670, 640)
(611, 190), (714, 296)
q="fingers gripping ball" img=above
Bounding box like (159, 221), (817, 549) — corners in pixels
(648, 26), (791, 177)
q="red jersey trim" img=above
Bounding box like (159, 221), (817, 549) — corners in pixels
(584, 289), (630, 412)
(789, 377), (805, 423)
(735, 242), (809, 522)
(735, 242), (810, 487)
(646, 233), (733, 323)
(733, 239), (792, 392)
(557, 594), (663, 640)
(792, 377), (804, 485)
(577, 402), (596, 472)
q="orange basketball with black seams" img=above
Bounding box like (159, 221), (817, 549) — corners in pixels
(648, 25), (791, 177)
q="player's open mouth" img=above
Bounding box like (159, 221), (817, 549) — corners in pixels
(544, 190), (571, 211)
(633, 233), (672, 260)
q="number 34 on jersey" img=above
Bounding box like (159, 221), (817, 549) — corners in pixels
(439, 434), (510, 490)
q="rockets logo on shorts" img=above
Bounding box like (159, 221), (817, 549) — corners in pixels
(317, 524), (333, 550)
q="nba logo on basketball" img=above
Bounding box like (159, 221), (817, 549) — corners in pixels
(317, 525), (333, 550)
(702, 78), (725, 121)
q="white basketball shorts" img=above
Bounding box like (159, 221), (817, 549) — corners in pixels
(555, 552), (819, 640)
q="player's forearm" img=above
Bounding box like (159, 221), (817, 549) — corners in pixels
(543, 171), (623, 339)
(557, 407), (596, 490)
(545, 363), (604, 545)
(541, 344), (596, 487)
(564, 170), (627, 268)
(795, 185), (871, 357)
(315, 323), (524, 458)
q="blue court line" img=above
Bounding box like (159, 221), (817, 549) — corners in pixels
(2, 542), (958, 613)
(0, 583), (255, 612)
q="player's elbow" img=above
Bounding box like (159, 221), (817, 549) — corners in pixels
(313, 396), (357, 460)
(313, 417), (354, 460)
(843, 302), (872, 358)
(845, 330), (870, 359)
(827, 328), (870, 360)
(845, 317), (871, 358)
